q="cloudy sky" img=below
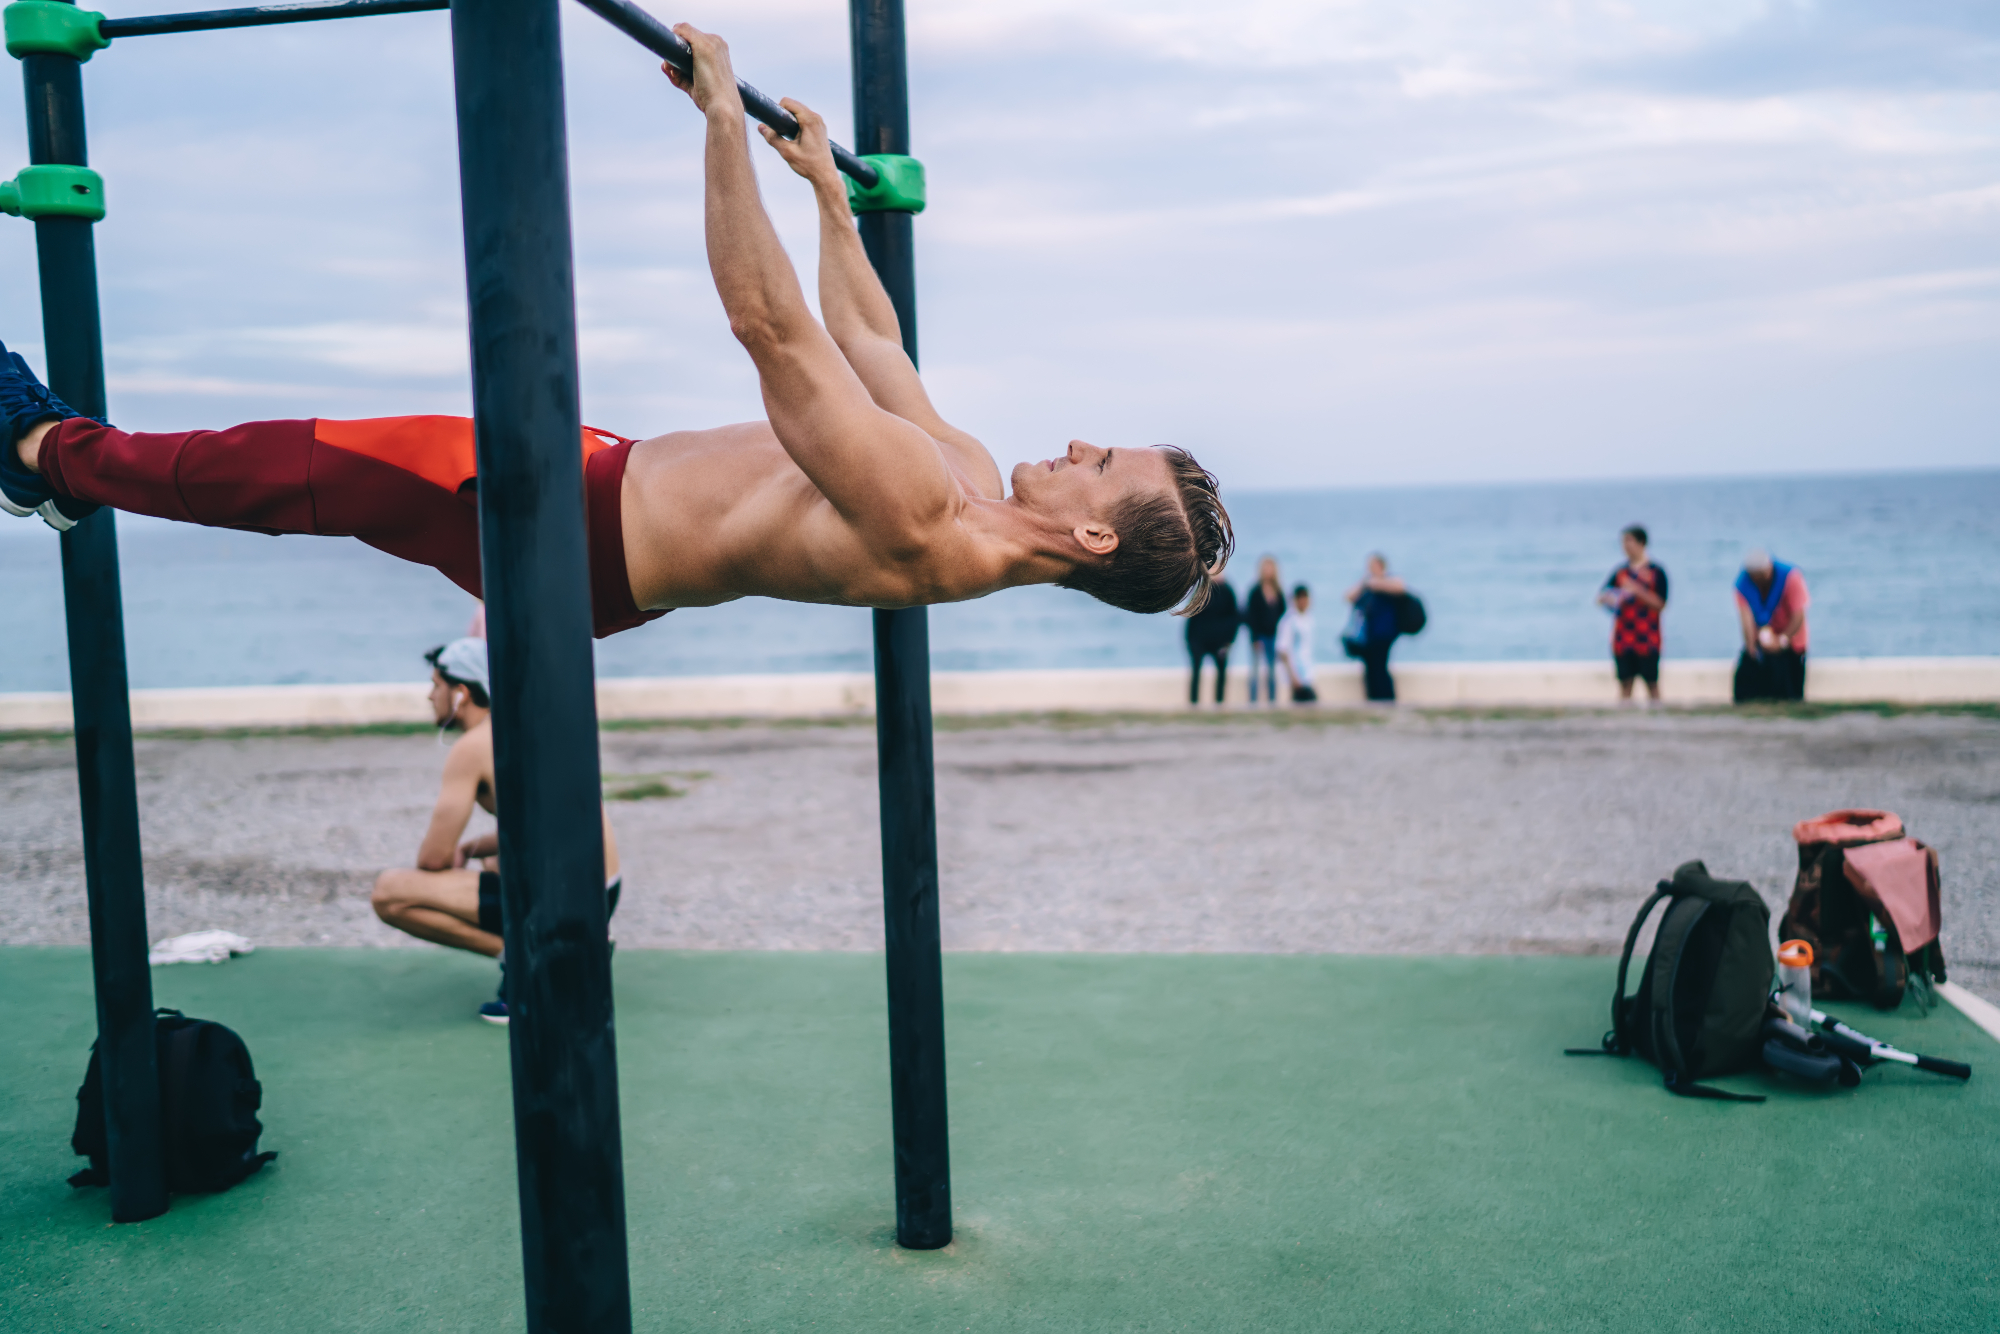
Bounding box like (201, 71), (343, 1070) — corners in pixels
(1, 0), (1994, 489)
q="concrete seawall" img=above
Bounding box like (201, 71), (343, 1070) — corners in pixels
(1, 656), (1995, 730)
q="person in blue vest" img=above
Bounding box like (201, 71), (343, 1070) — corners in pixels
(1733, 550), (1810, 702)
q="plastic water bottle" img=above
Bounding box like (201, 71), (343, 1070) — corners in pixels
(1777, 939), (1814, 1025)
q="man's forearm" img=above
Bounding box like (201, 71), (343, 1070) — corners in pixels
(705, 107), (815, 345)
(813, 175), (902, 348)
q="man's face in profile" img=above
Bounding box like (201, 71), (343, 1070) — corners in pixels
(1009, 440), (1174, 534)
(429, 671), (464, 729)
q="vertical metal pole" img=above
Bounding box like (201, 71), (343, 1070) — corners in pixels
(19, 26), (168, 1226)
(447, 0), (631, 1327)
(851, 0), (951, 1251)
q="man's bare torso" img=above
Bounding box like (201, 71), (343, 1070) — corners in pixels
(619, 418), (1004, 613)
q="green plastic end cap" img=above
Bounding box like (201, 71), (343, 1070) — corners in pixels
(5, 1), (109, 61)
(0, 165), (105, 221)
(847, 154), (926, 216)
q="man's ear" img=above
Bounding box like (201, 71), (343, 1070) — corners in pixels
(1072, 522), (1119, 558)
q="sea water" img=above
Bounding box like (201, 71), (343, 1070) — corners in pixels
(3, 470), (1995, 692)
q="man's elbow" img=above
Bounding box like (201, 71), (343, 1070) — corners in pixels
(729, 303), (808, 352)
(728, 311), (779, 348)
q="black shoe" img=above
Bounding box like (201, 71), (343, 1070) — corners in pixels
(0, 340), (101, 531)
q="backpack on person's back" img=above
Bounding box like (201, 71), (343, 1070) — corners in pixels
(70, 1009), (276, 1194)
(1341, 591), (1425, 658)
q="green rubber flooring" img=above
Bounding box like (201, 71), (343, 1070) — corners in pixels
(2, 947), (1995, 1332)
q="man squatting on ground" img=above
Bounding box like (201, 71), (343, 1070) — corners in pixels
(1, 25), (1232, 648)
(368, 638), (623, 1024)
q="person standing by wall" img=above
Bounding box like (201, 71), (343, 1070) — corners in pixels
(1734, 550), (1810, 702)
(1242, 555), (1286, 706)
(1597, 524), (1668, 705)
(1276, 583), (1318, 703)
(1185, 563), (1241, 705)
(1345, 553), (1407, 703)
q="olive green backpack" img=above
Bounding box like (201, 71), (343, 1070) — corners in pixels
(1568, 861), (1776, 1103)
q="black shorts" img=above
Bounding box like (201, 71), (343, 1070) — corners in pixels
(1614, 650), (1659, 685)
(477, 870), (622, 937)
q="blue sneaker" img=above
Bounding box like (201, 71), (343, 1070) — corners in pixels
(478, 957), (508, 1025)
(0, 340), (101, 531)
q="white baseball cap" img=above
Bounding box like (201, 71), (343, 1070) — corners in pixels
(425, 638), (490, 698)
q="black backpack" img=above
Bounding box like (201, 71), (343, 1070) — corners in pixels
(70, 1009), (277, 1193)
(1394, 593), (1426, 635)
(1568, 862), (1775, 1102)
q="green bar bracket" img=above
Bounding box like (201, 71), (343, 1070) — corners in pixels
(5, 1), (109, 60)
(0, 164), (106, 220)
(847, 154), (925, 215)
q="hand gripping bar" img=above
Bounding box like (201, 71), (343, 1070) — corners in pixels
(569, 0), (880, 188)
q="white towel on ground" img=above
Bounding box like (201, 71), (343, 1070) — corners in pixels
(149, 930), (255, 966)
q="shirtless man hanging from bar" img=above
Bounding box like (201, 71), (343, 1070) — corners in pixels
(1, 25), (1231, 630)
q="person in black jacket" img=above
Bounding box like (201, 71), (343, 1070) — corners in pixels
(1241, 555), (1286, 705)
(1185, 566), (1241, 704)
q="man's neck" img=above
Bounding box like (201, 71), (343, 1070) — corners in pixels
(961, 495), (1091, 592)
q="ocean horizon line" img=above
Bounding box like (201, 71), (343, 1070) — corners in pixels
(1219, 463), (2000, 500)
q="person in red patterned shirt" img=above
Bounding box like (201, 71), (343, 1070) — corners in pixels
(1598, 524), (1669, 704)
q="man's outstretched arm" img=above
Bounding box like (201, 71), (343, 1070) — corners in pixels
(758, 102), (1002, 501)
(666, 27), (957, 552)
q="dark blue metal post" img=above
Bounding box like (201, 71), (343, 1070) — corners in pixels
(447, 0), (631, 1326)
(851, 0), (951, 1251)
(18, 14), (169, 1225)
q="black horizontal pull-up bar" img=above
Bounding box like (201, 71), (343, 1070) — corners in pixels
(94, 0), (876, 188)
(96, 0), (881, 187)
(569, 0), (879, 187)
(98, 0), (445, 40)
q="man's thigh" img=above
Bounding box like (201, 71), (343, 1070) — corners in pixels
(375, 866), (483, 923)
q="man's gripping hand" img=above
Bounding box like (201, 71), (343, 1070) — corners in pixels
(662, 24), (743, 119)
(759, 98), (841, 188)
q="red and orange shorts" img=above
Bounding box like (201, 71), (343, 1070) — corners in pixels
(37, 415), (666, 639)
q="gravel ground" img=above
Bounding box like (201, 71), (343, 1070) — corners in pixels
(3, 708), (1996, 1001)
